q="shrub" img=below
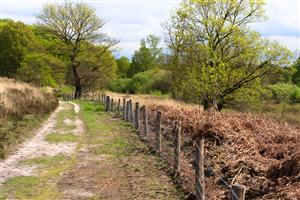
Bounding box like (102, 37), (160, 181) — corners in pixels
(108, 69), (172, 95)
(55, 85), (74, 97)
(268, 83), (300, 103)
(292, 86), (300, 103)
(108, 78), (131, 93)
(128, 72), (151, 93)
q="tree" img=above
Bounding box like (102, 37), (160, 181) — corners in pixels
(16, 53), (60, 87)
(74, 43), (117, 91)
(129, 34), (162, 77)
(38, 2), (117, 98)
(165, 0), (293, 110)
(116, 56), (131, 78)
(0, 19), (36, 77)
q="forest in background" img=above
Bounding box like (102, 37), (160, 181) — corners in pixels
(0, 0), (299, 118)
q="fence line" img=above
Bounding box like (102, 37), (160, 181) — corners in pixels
(63, 92), (246, 200)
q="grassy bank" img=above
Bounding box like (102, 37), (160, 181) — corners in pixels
(0, 78), (58, 158)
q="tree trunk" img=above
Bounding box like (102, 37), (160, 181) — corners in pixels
(203, 98), (210, 110)
(70, 52), (82, 99)
(72, 65), (82, 99)
(217, 102), (224, 111)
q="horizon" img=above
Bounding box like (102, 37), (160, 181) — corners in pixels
(0, 0), (299, 58)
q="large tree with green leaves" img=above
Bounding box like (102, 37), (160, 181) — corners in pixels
(38, 2), (117, 98)
(165, 0), (293, 110)
(0, 19), (36, 77)
(129, 34), (162, 77)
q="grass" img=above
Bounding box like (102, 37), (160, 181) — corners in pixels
(55, 103), (76, 131)
(74, 100), (141, 158)
(261, 102), (300, 124)
(1, 154), (76, 199)
(1, 176), (40, 199)
(21, 154), (67, 168)
(94, 137), (131, 157)
(45, 133), (79, 143)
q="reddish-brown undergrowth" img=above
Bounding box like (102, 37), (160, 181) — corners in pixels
(145, 104), (300, 199)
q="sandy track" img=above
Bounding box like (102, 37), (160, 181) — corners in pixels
(0, 101), (83, 184)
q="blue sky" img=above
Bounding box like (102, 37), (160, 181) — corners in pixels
(0, 0), (299, 58)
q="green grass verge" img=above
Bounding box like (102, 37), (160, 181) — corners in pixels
(21, 154), (67, 168)
(45, 133), (79, 143)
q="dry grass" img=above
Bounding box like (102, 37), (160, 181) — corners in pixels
(105, 91), (201, 111)
(0, 77), (58, 158)
(0, 77), (57, 119)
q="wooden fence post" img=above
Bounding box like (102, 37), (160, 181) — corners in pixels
(174, 121), (181, 174)
(126, 100), (130, 121)
(129, 100), (134, 125)
(195, 139), (205, 200)
(111, 98), (114, 113)
(106, 96), (110, 112)
(155, 111), (162, 152)
(98, 93), (101, 102)
(134, 102), (140, 130)
(232, 184), (246, 200)
(117, 99), (121, 116)
(143, 106), (148, 140)
(122, 99), (126, 120)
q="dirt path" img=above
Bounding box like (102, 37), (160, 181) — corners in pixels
(0, 101), (83, 184)
(0, 100), (184, 200)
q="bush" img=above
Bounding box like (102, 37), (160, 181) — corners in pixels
(56, 85), (74, 97)
(292, 86), (300, 103)
(268, 83), (300, 103)
(128, 72), (152, 93)
(108, 78), (131, 93)
(108, 69), (172, 94)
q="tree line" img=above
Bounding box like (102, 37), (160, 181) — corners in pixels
(0, 0), (299, 111)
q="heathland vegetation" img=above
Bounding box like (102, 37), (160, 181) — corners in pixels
(0, 78), (57, 158)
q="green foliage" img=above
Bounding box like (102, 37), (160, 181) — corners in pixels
(109, 69), (172, 94)
(56, 85), (74, 97)
(76, 44), (117, 91)
(292, 57), (300, 86)
(0, 19), (36, 77)
(116, 56), (131, 78)
(16, 53), (64, 87)
(268, 83), (300, 103)
(108, 78), (131, 93)
(129, 35), (162, 77)
(38, 2), (117, 97)
(165, 0), (294, 110)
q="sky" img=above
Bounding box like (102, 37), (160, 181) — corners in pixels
(0, 0), (299, 58)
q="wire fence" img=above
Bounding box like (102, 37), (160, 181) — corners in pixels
(65, 93), (246, 200)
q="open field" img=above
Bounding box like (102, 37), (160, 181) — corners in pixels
(0, 78), (58, 158)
